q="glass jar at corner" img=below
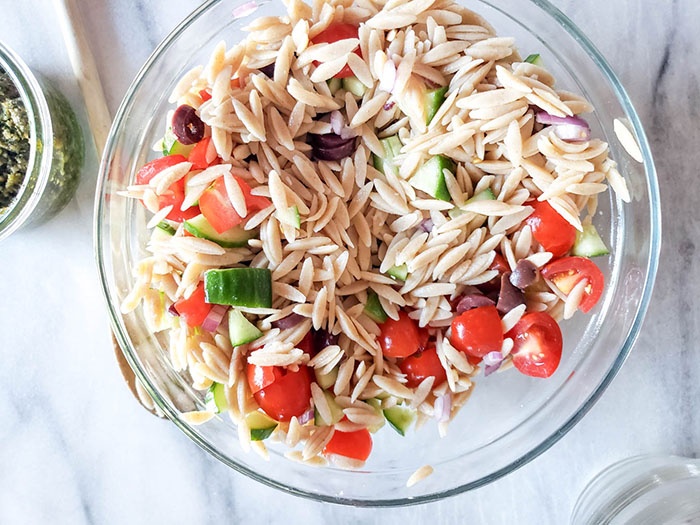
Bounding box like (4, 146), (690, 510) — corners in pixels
(571, 454), (700, 525)
(0, 40), (85, 242)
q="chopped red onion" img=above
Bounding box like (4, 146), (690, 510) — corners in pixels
(484, 362), (502, 377)
(419, 219), (434, 232)
(232, 1), (257, 18)
(202, 305), (228, 333)
(535, 111), (591, 143)
(434, 392), (452, 423)
(297, 407), (314, 425)
(379, 59), (396, 93)
(330, 110), (344, 135)
(168, 304), (180, 316)
(272, 313), (304, 330)
(383, 101), (395, 111)
(483, 351), (503, 366)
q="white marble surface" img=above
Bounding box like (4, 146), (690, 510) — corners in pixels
(0, 1), (697, 523)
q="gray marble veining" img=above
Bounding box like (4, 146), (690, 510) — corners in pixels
(0, 1), (698, 523)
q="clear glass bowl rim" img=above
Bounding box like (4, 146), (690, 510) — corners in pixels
(94, 0), (662, 506)
(0, 40), (54, 241)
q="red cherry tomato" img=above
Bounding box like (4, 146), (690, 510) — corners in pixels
(297, 331), (314, 356)
(450, 305), (503, 358)
(135, 155), (200, 222)
(541, 256), (604, 313)
(199, 176), (272, 234)
(187, 137), (212, 171)
(311, 24), (361, 79)
(399, 347), (447, 388)
(323, 428), (372, 461)
(490, 253), (510, 274)
(250, 364), (312, 422)
(379, 311), (421, 358)
(198, 89), (212, 102)
(525, 200), (577, 257)
(174, 282), (212, 327)
(507, 312), (563, 378)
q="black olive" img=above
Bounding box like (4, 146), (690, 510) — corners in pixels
(172, 104), (205, 145)
(259, 63), (275, 77)
(510, 259), (539, 289)
(496, 273), (526, 314)
(455, 294), (496, 314)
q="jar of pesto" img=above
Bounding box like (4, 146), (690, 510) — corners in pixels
(0, 41), (84, 241)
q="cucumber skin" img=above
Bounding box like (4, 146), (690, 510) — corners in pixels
(524, 54), (543, 66)
(425, 86), (448, 125)
(204, 268), (272, 308)
(364, 290), (388, 323)
(156, 221), (176, 236)
(250, 427), (276, 441)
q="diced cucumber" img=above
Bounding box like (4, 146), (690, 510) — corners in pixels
(372, 135), (403, 175)
(228, 309), (263, 346)
(386, 264), (408, 282)
(364, 290), (388, 323)
(383, 405), (416, 436)
(170, 140), (195, 157)
(278, 205), (300, 229)
(314, 390), (344, 427)
(342, 76), (367, 97)
(409, 155), (455, 201)
(524, 54), (543, 66)
(327, 77), (342, 95)
(156, 221), (176, 235)
(161, 126), (195, 157)
(424, 86), (448, 125)
(151, 227), (174, 243)
(205, 382), (228, 413)
(246, 410), (278, 441)
(184, 214), (256, 248)
(314, 365), (339, 390)
(573, 223), (610, 257)
(204, 268), (272, 308)
(364, 399), (386, 433)
(448, 188), (496, 219)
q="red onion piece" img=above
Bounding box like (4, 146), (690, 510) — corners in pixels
(456, 294), (495, 314)
(383, 101), (395, 111)
(232, 1), (257, 18)
(535, 111), (591, 143)
(168, 304), (180, 316)
(297, 407), (314, 425)
(419, 219), (434, 232)
(202, 304), (228, 333)
(272, 313), (304, 330)
(484, 362), (502, 377)
(434, 392), (452, 423)
(172, 105), (205, 145)
(330, 111), (344, 135)
(483, 351), (503, 367)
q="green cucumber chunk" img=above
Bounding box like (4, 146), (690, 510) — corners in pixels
(448, 188), (496, 219)
(205, 382), (228, 413)
(424, 86), (448, 125)
(364, 290), (388, 323)
(184, 214), (256, 248)
(228, 309), (263, 346)
(573, 223), (610, 257)
(342, 76), (367, 97)
(409, 155), (455, 201)
(386, 264), (408, 282)
(364, 399), (385, 433)
(156, 221), (176, 236)
(278, 205), (300, 229)
(327, 77), (342, 95)
(314, 365), (339, 390)
(384, 405), (416, 436)
(524, 54), (543, 66)
(204, 268), (272, 307)
(161, 126), (177, 155)
(314, 390), (344, 427)
(372, 135), (403, 175)
(170, 140), (195, 157)
(246, 410), (278, 441)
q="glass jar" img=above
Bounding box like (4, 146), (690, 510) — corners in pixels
(0, 40), (84, 241)
(572, 455), (700, 524)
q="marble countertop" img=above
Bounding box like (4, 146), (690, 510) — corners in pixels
(0, 1), (696, 523)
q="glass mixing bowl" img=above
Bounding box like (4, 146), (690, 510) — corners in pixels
(95, 0), (661, 506)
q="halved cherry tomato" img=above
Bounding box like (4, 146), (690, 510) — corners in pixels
(379, 311), (421, 358)
(249, 364), (312, 422)
(187, 137), (212, 171)
(297, 331), (314, 356)
(418, 327), (430, 352)
(450, 305), (503, 358)
(174, 282), (212, 327)
(199, 176), (272, 234)
(525, 200), (576, 257)
(490, 253), (510, 274)
(247, 363), (281, 394)
(323, 428), (372, 461)
(311, 23), (361, 78)
(135, 154), (200, 222)
(199, 89), (212, 102)
(541, 256), (604, 313)
(399, 347), (447, 389)
(506, 312), (563, 378)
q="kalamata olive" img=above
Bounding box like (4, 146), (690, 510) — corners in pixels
(310, 133), (353, 149)
(313, 328), (339, 351)
(172, 104), (205, 145)
(496, 273), (526, 314)
(456, 294), (496, 314)
(259, 63), (275, 77)
(312, 135), (357, 161)
(272, 313), (304, 330)
(510, 259), (538, 289)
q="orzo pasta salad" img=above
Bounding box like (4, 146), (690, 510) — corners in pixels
(120, 0), (629, 471)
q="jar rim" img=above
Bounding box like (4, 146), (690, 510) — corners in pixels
(0, 40), (54, 241)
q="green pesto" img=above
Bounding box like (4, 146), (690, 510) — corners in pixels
(0, 72), (29, 209)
